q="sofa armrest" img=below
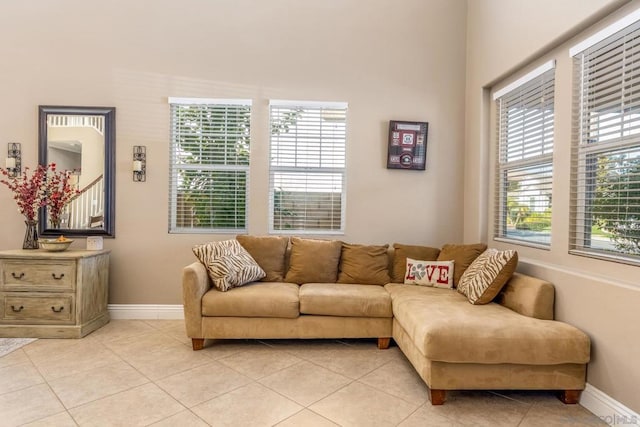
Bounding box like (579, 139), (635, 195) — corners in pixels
(182, 261), (211, 337)
(495, 272), (555, 320)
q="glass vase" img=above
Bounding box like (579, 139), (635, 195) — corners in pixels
(23, 219), (39, 250)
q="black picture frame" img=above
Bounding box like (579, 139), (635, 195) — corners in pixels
(387, 120), (428, 170)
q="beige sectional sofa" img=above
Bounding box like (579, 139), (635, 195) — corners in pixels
(182, 236), (590, 405)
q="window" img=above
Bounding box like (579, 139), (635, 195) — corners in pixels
(570, 15), (640, 262)
(168, 98), (251, 233)
(269, 100), (347, 233)
(493, 61), (555, 247)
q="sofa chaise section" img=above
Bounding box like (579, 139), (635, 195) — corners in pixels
(385, 273), (591, 404)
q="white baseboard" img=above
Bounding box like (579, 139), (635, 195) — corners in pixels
(107, 304), (184, 320)
(581, 384), (639, 426)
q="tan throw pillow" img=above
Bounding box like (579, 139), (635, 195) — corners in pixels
(337, 243), (391, 285)
(437, 243), (487, 286)
(193, 239), (266, 292)
(392, 243), (440, 283)
(236, 235), (289, 282)
(284, 237), (342, 284)
(404, 258), (454, 288)
(457, 248), (518, 304)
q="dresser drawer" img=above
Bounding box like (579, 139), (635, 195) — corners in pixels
(1, 294), (74, 324)
(1, 260), (76, 292)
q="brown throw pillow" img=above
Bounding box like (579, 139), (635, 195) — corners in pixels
(437, 243), (487, 286)
(337, 243), (391, 285)
(392, 243), (440, 283)
(236, 235), (289, 282)
(284, 237), (342, 284)
(457, 249), (518, 304)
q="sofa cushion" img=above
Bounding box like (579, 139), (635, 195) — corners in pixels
(391, 243), (440, 283)
(337, 243), (391, 285)
(404, 258), (454, 288)
(300, 283), (392, 317)
(202, 282), (300, 318)
(437, 243), (487, 287)
(193, 240), (266, 292)
(385, 283), (590, 365)
(457, 249), (518, 304)
(236, 235), (289, 282)
(284, 237), (342, 284)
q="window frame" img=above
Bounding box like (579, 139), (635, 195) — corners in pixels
(569, 14), (640, 265)
(268, 100), (348, 235)
(168, 97), (252, 234)
(493, 61), (556, 248)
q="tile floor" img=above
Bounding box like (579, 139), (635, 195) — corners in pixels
(0, 320), (606, 426)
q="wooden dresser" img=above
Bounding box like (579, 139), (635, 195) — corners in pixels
(0, 249), (110, 338)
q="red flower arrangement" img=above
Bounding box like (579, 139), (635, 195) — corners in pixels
(0, 163), (79, 223)
(0, 164), (49, 221)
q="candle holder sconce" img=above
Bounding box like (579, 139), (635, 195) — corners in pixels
(6, 142), (21, 178)
(133, 145), (146, 182)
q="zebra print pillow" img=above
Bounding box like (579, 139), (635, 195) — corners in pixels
(457, 249), (518, 305)
(193, 239), (266, 292)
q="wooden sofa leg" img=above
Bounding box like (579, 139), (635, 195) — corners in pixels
(191, 338), (205, 351)
(377, 337), (391, 349)
(559, 390), (581, 404)
(429, 389), (446, 405)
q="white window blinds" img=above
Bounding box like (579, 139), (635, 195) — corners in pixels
(168, 98), (251, 233)
(494, 62), (555, 246)
(269, 100), (347, 233)
(570, 18), (640, 262)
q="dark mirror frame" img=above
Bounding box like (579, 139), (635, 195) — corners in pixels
(38, 105), (116, 237)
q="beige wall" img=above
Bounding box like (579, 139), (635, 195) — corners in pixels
(465, 0), (640, 412)
(0, 0), (467, 302)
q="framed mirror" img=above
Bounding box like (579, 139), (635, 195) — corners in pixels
(38, 106), (116, 237)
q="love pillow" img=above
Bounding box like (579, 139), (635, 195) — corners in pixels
(404, 258), (454, 289)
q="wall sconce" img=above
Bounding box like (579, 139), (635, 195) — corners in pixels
(6, 143), (21, 178)
(132, 145), (146, 182)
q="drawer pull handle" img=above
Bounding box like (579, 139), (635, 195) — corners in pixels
(51, 306), (64, 313)
(11, 305), (24, 312)
(11, 272), (25, 280)
(51, 273), (65, 280)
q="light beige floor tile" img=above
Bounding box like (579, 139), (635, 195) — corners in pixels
(27, 340), (122, 381)
(48, 360), (149, 408)
(102, 330), (185, 358)
(89, 319), (157, 343)
(218, 347), (302, 380)
(142, 319), (185, 332)
(310, 381), (419, 427)
(21, 411), (77, 427)
(69, 383), (185, 427)
(153, 321), (191, 346)
(22, 335), (101, 363)
(0, 348), (31, 369)
(293, 345), (401, 379)
(359, 356), (429, 406)
(192, 382), (302, 426)
(118, 340), (213, 380)
(259, 360), (351, 406)
(421, 390), (531, 427)
(156, 360), (252, 408)
(0, 361), (44, 394)
(276, 409), (340, 427)
(398, 405), (466, 427)
(0, 383), (65, 426)
(519, 399), (608, 426)
(148, 409), (209, 426)
(199, 339), (269, 360)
